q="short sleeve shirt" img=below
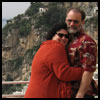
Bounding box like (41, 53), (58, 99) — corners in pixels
(67, 32), (97, 97)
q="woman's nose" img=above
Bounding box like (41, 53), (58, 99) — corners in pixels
(62, 36), (66, 39)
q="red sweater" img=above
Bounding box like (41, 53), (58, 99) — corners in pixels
(24, 40), (83, 98)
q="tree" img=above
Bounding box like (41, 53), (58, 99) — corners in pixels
(25, 2), (45, 16)
(35, 4), (66, 32)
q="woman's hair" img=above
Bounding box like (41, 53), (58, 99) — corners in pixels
(46, 22), (67, 40)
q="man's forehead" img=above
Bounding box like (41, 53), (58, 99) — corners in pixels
(67, 10), (81, 16)
(67, 11), (81, 19)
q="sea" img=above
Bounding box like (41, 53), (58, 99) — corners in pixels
(2, 19), (7, 28)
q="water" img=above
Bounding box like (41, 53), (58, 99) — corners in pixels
(2, 19), (7, 28)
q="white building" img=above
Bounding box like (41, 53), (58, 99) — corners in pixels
(39, 8), (48, 13)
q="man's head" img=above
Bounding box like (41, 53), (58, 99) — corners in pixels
(65, 8), (85, 35)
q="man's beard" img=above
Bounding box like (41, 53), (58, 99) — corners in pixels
(67, 25), (82, 35)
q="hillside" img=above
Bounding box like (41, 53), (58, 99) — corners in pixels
(2, 2), (98, 94)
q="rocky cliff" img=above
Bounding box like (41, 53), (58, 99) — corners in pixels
(2, 2), (98, 82)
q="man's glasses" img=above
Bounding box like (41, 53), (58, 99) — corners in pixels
(67, 19), (79, 24)
(57, 33), (69, 39)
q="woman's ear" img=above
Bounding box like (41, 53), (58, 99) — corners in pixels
(52, 34), (59, 41)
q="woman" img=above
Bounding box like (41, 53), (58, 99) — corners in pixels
(24, 23), (84, 98)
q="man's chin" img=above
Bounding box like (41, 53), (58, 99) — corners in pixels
(68, 30), (77, 34)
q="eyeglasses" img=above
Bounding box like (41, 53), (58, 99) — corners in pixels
(57, 33), (69, 39)
(67, 19), (79, 24)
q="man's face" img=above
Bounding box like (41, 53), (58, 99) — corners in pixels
(65, 10), (84, 34)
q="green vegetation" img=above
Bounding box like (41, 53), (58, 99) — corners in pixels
(7, 56), (24, 71)
(25, 2), (45, 16)
(85, 15), (98, 28)
(18, 19), (31, 37)
(2, 84), (24, 94)
(25, 43), (41, 59)
(2, 15), (31, 38)
(2, 73), (23, 94)
(34, 4), (66, 32)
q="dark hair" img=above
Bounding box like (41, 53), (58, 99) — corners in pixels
(46, 22), (67, 40)
(66, 8), (86, 21)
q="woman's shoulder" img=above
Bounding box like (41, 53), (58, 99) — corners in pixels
(40, 40), (65, 53)
(41, 40), (64, 47)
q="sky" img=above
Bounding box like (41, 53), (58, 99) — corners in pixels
(2, 2), (30, 19)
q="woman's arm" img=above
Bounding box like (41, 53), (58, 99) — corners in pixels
(48, 43), (84, 81)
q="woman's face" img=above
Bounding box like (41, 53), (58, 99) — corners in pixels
(52, 29), (69, 46)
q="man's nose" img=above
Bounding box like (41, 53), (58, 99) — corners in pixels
(70, 21), (75, 26)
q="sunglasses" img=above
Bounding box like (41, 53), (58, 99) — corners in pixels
(67, 19), (79, 24)
(57, 33), (69, 39)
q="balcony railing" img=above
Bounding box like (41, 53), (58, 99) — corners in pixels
(2, 79), (98, 98)
(2, 81), (29, 98)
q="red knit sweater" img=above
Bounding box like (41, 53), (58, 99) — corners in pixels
(24, 40), (83, 98)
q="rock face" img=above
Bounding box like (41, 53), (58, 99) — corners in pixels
(2, 2), (98, 82)
(2, 27), (41, 81)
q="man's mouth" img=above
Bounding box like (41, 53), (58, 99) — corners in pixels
(68, 28), (77, 34)
(68, 26), (77, 30)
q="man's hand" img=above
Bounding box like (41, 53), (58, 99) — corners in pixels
(75, 71), (93, 98)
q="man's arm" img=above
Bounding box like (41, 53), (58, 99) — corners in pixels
(75, 39), (97, 98)
(76, 71), (93, 98)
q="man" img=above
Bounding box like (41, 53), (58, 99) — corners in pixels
(65, 8), (98, 98)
